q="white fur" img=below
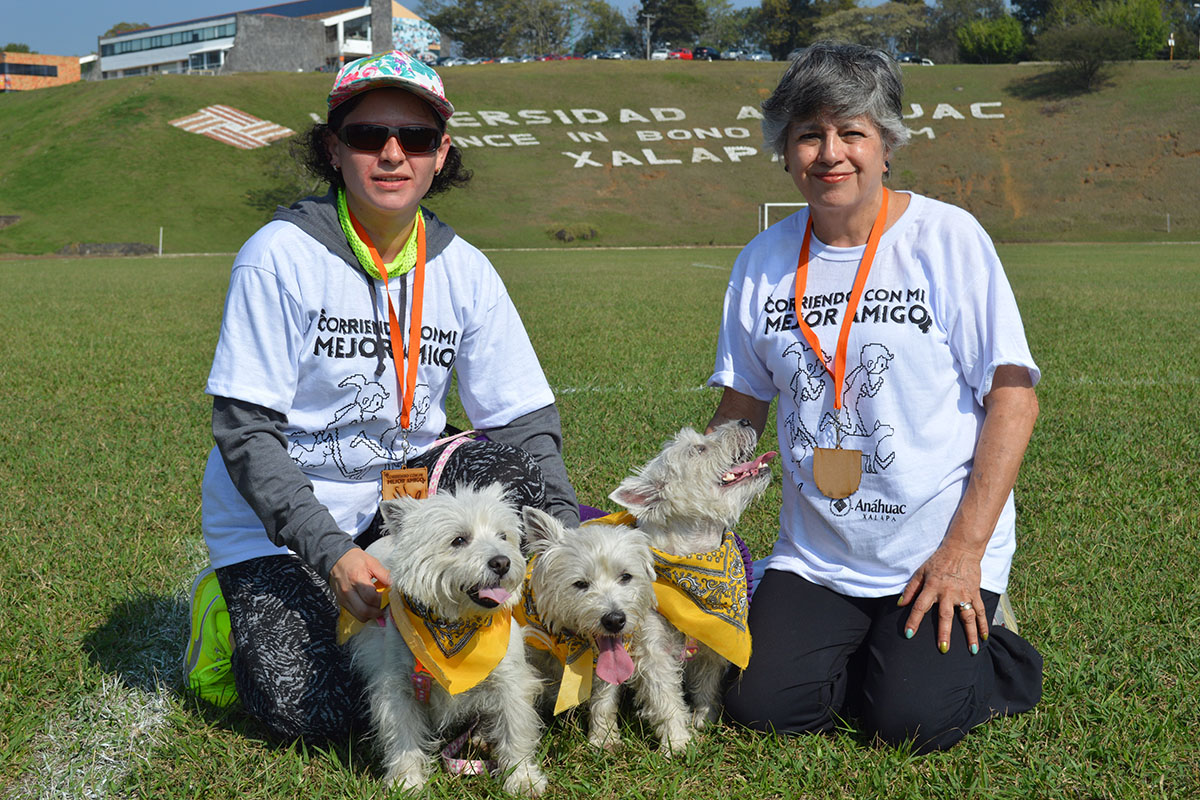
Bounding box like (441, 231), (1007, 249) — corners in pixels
(522, 508), (692, 755)
(610, 420), (772, 727)
(347, 483), (547, 796)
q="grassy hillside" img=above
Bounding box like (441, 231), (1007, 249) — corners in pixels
(1, 59), (1198, 254)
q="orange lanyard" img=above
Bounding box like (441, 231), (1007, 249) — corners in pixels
(348, 210), (426, 430)
(793, 189), (889, 410)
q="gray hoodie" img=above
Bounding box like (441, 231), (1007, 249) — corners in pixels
(212, 191), (580, 580)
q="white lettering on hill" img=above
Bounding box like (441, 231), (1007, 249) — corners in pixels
(443, 102), (1007, 167)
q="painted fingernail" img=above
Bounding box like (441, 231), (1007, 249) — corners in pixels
(897, 596), (905, 606)
(982, 632), (989, 642)
(970, 643), (979, 655)
(905, 628), (914, 639)
(938, 641), (949, 654)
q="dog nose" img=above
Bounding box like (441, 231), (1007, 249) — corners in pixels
(738, 418), (752, 427)
(487, 555), (510, 577)
(601, 610), (626, 634)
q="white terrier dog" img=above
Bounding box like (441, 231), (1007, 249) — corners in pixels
(610, 419), (775, 727)
(518, 507), (692, 755)
(345, 483), (547, 796)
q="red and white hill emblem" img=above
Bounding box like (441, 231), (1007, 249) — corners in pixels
(169, 105), (294, 150)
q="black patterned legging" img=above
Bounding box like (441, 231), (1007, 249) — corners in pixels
(214, 438), (547, 743)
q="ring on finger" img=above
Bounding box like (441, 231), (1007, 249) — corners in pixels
(958, 601), (973, 612)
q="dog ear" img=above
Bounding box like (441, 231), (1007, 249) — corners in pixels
(609, 474), (663, 518)
(623, 527), (658, 585)
(379, 496), (422, 532)
(521, 506), (564, 552)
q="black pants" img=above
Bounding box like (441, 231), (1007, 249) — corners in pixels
(215, 438), (547, 743)
(723, 569), (1042, 753)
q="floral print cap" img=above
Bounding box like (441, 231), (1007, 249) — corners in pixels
(327, 50), (454, 121)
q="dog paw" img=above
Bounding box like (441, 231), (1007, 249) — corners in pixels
(658, 723), (693, 756)
(691, 705), (718, 729)
(502, 763), (548, 797)
(587, 729), (622, 751)
(385, 771), (429, 794)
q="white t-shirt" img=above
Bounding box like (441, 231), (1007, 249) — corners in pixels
(202, 218), (554, 569)
(710, 192), (1039, 597)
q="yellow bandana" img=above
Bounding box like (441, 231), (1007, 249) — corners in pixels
(586, 511), (752, 669)
(514, 554), (597, 715)
(336, 588), (512, 695)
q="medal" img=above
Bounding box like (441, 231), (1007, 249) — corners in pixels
(812, 446), (862, 499)
(793, 189), (890, 499)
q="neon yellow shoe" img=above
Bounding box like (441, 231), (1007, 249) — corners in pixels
(184, 565), (238, 707)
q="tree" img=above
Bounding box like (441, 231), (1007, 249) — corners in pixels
(573, 0), (636, 53)
(756, 0), (853, 60)
(1092, 0), (1167, 59)
(423, 0), (577, 55)
(957, 14), (1026, 61)
(638, 0), (706, 47)
(1011, 0), (1053, 36)
(925, 0), (1006, 63)
(813, 2), (929, 54)
(1035, 21), (1135, 88)
(3, 43), (34, 53)
(697, 0), (741, 48)
(511, 0), (578, 54)
(103, 22), (150, 37)
(424, 0), (507, 55)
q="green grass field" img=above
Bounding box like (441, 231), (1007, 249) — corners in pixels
(1, 244), (1198, 799)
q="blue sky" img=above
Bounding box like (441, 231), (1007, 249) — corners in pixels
(9, 0), (754, 57)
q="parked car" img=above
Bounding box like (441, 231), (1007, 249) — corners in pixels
(723, 48), (746, 60)
(497, 55), (518, 63)
(692, 46), (721, 61)
(668, 48), (693, 60)
(651, 47), (670, 61)
(742, 50), (772, 61)
(896, 53), (934, 65)
(602, 48), (633, 60)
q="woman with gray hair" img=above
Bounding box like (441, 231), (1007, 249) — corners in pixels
(706, 42), (1043, 752)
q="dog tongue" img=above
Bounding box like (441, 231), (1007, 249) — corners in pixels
(595, 637), (635, 685)
(477, 586), (511, 604)
(723, 451), (778, 484)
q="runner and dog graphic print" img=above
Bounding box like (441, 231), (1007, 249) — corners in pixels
(768, 281), (934, 521)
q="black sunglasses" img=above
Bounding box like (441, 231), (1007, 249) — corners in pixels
(336, 124), (443, 154)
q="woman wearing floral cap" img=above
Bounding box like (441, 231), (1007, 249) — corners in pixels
(189, 51), (579, 741)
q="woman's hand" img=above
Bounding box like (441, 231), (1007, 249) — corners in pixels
(706, 387), (770, 437)
(898, 364), (1038, 654)
(329, 548), (392, 623)
(897, 542), (987, 654)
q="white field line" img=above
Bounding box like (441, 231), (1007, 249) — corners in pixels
(11, 582), (194, 800)
(555, 383), (714, 394)
(14, 675), (172, 799)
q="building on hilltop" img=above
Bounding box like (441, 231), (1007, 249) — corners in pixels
(1, 51), (82, 91)
(97, 0), (440, 80)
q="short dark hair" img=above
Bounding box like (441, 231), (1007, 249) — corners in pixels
(297, 90), (471, 196)
(761, 42), (909, 157)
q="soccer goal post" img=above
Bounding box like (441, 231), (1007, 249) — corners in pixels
(758, 202), (808, 232)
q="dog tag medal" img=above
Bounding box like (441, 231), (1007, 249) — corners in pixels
(811, 447), (862, 499)
(382, 467), (429, 500)
(792, 190), (890, 502)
